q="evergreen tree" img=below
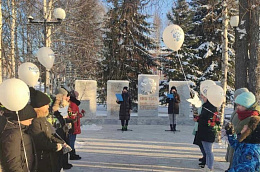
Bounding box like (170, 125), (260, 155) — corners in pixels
(100, 0), (157, 101)
(190, 0), (235, 90)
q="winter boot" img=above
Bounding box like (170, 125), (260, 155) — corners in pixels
(63, 153), (73, 169)
(70, 149), (81, 160)
(170, 124), (173, 131)
(199, 157), (204, 162)
(199, 162), (206, 168)
(122, 126), (125, 131)
(124, 125), (128, 131)
(74, 149), (81, 159)
(173, 124), (177, 131)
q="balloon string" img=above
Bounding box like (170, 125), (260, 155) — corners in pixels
(176, 51), (193, 96)
(16, 111), (30, 172)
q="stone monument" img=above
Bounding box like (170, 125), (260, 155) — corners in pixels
(75, 80), (97, 118)
(138, 74), (159, 117)
(107, 80), (129, 117)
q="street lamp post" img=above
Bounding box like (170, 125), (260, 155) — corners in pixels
(28, 8), (66, 93)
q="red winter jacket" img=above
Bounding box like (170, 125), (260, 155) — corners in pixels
(69, 101), (83, 135)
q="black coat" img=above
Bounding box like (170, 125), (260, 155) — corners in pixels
(197, 100), (217, 143)
(166, 92), (180, 114)
(117, 92), (132, 120)
(30, 117), (64, 172)
(0, 120), (37, 172)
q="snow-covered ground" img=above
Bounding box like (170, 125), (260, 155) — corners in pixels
(66, 124), (229, 172)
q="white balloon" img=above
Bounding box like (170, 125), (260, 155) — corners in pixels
(207, 85), (225, 107)
(200, 80), (216, 97)
(162, 24), (185, 51)
(18, 62), (40, 87)
(0, 78), (30, 111)
(36, 47), (55, 70)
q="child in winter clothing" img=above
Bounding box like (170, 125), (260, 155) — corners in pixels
(225, 116), (260, 172)
(225, 91), (260, 172)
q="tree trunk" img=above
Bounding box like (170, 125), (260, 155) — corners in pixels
(248, 0), (260, 100)
(219, 0), (228, 142)
(235, 0), (249, 89)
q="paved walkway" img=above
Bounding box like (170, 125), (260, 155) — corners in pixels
(66, 125), (229, 172)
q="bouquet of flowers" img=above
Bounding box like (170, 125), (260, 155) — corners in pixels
(208, 112), (221, 134)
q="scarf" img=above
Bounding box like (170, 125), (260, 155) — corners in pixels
(237, 110), (259, 121)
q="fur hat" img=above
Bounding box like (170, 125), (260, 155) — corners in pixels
(58, 88), (69, 96)
(29, 87), (51, 108)
(238, 116), (260, 143)
(235, 92), (256, 108)
(234, 88), (249, 99)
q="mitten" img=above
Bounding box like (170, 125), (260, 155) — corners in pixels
(225, 122), (234, 135)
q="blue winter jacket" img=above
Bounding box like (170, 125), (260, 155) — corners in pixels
(228, 134), (260, 172)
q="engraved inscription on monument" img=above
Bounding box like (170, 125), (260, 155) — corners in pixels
(138, 75), (159, 117)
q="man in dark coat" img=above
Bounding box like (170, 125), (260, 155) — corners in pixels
(166, 86), (180, 131)
(29, 88), (65, 172)
(116, 87), (132, 131)
(0, 104), (38, 172)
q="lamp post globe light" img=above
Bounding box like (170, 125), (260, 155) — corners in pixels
(53, 8), (66, 21)
(27, 7), (66, 93)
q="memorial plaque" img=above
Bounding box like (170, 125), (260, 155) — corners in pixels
(138, 75), (159, 117)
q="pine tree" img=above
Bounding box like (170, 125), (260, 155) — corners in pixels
(100, 0), (157, 101)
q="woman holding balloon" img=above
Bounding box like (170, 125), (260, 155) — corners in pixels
(196, 83), (224, 171)
(197, 93), (217, 171)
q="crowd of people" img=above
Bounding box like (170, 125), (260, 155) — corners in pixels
(0, 87), (84, 172)
(192, 87), (260, 172)
(0, 82), (260, 172)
